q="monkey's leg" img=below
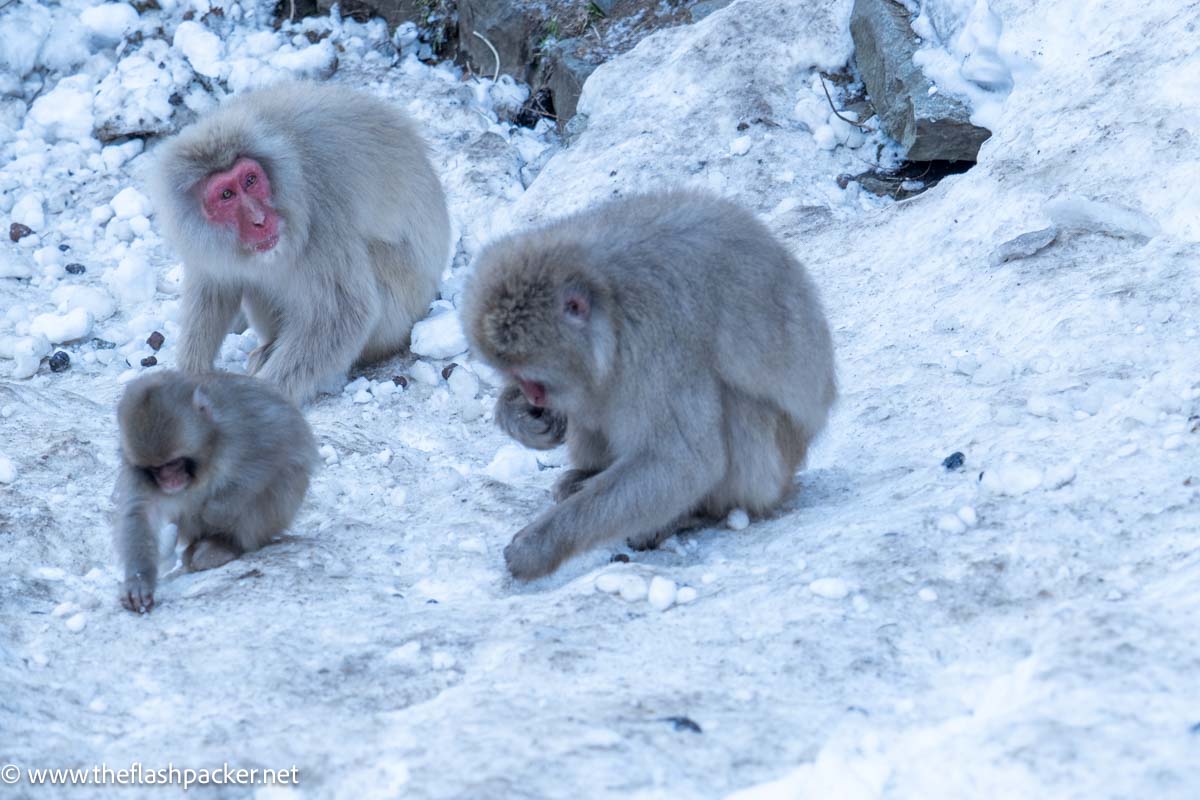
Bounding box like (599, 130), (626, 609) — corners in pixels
(114, 472), (159, 612)
(703, 394), (801, 517)
(254, 250), (378, 404)
(242, 288), (281, 374)
(177, 275), (242, 373)
(506, 404), (725, 579)
(496, 385), (568, 450)
(183, 537), (242, 572)
(626, 512), (715, 551)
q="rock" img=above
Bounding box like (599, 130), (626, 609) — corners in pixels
(48, 351), (70, 372)
(146, 331), (165, 350)
(458, 0), (540, 83)
(65, 262), (86, 275)
(942, 451), (965, 470)
(9, 223), (33, 242)
(989, 227), (1059, 266)
(538, 39), (601, 125)
(663, 716), (703, 733)
(140, 355), (157, 367)
(850, 0), (990, 161)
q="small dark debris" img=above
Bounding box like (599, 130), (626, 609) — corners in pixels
(425, 599), (439, 605)
(58, 243), (70, 252)
(510, 88), (555, 129)
(736, 121), (749, 131)
(146, 331), (165, 351)
(65, 263), (86, 275)
(48, 351), (70, 372)
(441, 363), (458, 380)
(392, 375), (409, 388)
(609, 170), (617, 177)
(663, 716), (702, 734)
(1190, 721), (1200, 734)
(237, 568), (264, 580)
(305, 30), (320, 43)
(168, 92), (184, 107)
(91, 338), (116, 350)
(610, 553), (630, 563)
(839, 160), (974, 201)
(181, 9), (194, 20)
(979, 471), (986, 482)
(140, 355), (158, 367)
(9, 223), (33, 242)
(942, 451), (965, 470)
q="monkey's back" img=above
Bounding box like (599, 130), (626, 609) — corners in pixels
(549, 190), (837, 437)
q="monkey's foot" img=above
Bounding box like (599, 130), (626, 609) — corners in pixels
(121, 573), (156, 613)
(626, 513), (712, 551)
(552, 469), (599, 503)
(184, 539), (241, 572)
(504, 524), (564, 581)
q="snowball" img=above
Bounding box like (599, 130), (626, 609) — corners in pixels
(595, 573), (623, 594)
(676, 586), (698, 604)
(386, 641), (422, 664)
(647, 576), (677, 611)
(409, 360), (441, 384)
(319, 444), (338, 465)
(410, 311), (468, 359)
(936, 513), (967, 534)
(65, 613), (87, 633)
(618, 575), (648, 602)
(918, 588), (938, 602)
(1163, 435), (1185, 451)
(725, 508), (750, 530)
(91, 205), (115, 225)
(101, 139), (144, 172)
(812, 124), (839, 150)
(808, 578), (850, 600)
(11, 193), (46, 231)
(110, 187), (150, 220)
(0, 251), (31, 279)
(447, 367), (479, 400)
(353, 389), (372, 404)
(28, 77), (95, 142)
(270, 41), (338, 80)
(957, 506), (978, 527)
(0, 453), (16, 484)
(981, 462), (1043, 495)
(372, 380), (397, 400)
(106, 253), (156, 306)
(29, 308), (93, 344)
(81, 3), (139, 45)
(484, 444), (539, 483)
(729, 136), (752, 156)
(11, 335), (50, 379)
(174, 21), (224, 79)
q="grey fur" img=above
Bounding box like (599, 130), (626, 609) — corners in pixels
(113, 370), (318, 612)
(149, 81), (451, 404)
(462, 190), (837, 579)
(495, 384), (568, 450)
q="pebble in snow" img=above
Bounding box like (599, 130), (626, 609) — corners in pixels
(65, 613), (87, 633)
(725, 508), (750, 530)
(647, 577), (677, 611)
(48, 351), (70, 372)
(942, 451), (965, 470)
(809, 578), (850, 600)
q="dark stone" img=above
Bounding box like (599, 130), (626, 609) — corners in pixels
(9, 223), (33, 242)
(146, 331), (165, 351)
(58, 243), (70, 252)
(48, 351), (71, 373)
(942, 452), (965, 470)
(441, 362), (458, 379)
(140, 355), (158, 367)
(850, 0), (990, 161)
(392, 375), (409, 388)
(610, 553), (630, 563)
(537, 38), (601, 126)
(91, 338), (117, 350)
(509, 87), (555, 128)
(65, 263), (86, 275)
(663, 716), (702, 733)
(315, 0), (427, 28)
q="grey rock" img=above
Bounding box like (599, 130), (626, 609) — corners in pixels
(458, 0), (543, 83)
(538, 38), (600, 125)
(989, 226), (1059, 266)
(316, 0), (426, 28)
(850, 0), (991, 161)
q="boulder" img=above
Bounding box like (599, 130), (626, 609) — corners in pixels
(850, 0), (990, 161)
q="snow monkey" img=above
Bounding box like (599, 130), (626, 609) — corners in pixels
(114, 370), (318, 612)
(463, 190), (837, 580)
(150, 81), (450, 404)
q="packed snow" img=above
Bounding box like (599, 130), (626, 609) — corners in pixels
(1, 0), (1198, 798)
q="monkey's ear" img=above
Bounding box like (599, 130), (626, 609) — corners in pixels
(561, 286), (591, 325)
(192, 386), (214, 420)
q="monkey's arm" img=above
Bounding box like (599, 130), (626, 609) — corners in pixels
(505, 402), (725, 580)
(178, 274), (242, 373)
(113, 471), (159, 612)
(254, 249), (378, 404)
(496, 384), (567, 450)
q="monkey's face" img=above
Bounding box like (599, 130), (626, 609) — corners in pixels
(119, 374), (216, 496)
(140, 457), (197, 495)
(199, 156), (281, 254)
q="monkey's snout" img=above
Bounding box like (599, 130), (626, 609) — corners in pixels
(152, 458), (193, 494)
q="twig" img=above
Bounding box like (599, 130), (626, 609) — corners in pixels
(472, 30), (501, 82)
(818, 73), (873, 132)
(289, 0), (295, 23)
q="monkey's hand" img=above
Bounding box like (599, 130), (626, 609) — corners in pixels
(121, 572), (156, 614)
(504, 519), (569, 581)
(496, 385), (567, 450)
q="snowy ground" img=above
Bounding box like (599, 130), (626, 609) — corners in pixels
(2, 0), (1199, 797)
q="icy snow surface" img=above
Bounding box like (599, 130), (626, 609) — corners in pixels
(1, 0), (1199, 798)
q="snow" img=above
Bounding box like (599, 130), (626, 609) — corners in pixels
(409, 308), (468, 359)
(647, 576), (678, 611)
(10, 193), (46, 231)
(1, 0), (1199, 797)
(29, 308), (94, 344)
(110, 187), (151, 220)
(80, 3), (140, 45)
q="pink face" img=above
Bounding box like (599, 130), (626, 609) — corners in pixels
(200, 157), (280, 252)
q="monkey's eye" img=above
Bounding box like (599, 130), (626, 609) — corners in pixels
(245, 174), (256, 188)
(221, 188), (234, 200)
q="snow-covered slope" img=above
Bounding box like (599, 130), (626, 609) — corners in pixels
(1, 0), (1198, 797)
